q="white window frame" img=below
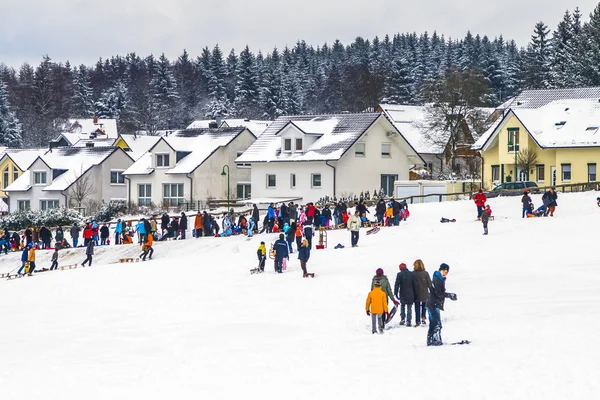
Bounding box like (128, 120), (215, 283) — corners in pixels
(536, 164), (545, 183)
(295, 138), (303, 152)
(491, 165), (500, 182)
(283, 138), (292, 153)
(508, 129), (520, 153)
(17, 200), (30, 211)
(290, 173), (296, 189)
(33, 171), (47, 185)
(236, 151), (251, 168)
(40, 199), (60, 210)
(311, 173), (322, 188)
(355, 142), (365, 157)
(266, 174), (276, 189)
(110, 170), (125, 185)
(138, 184), (152, 206)
(156, 153), (170, 168)
(561, 163), (571, 182)
(236, 182), (251, 199)
(381, 143), (391, 158)
(162, 183), (184, 206)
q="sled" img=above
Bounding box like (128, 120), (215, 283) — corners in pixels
(440, 218), (456, 223)
(366, 226), (380, 235)
(59, 264), (78, 270)
(384, 304), (398, 325)
(451, 340), (471, 345)
(119, 258), (140, 263)
(250, 268), (262, 275)
(7, 274), (25, 280)
(0, 272), (10, 278)
(303, 273), (315, 278)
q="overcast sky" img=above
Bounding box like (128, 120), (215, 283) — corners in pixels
(1, 0), (599, 67)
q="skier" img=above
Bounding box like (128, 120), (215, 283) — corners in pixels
(347, 210), (361, 247)
(371, 268), (400, 306)
(298, 238), (311, 277)
(413, 259), (432, 327)
(82, 240), (94, 267)
(521, 190), (532, 218)
(473, 189), (487, 220)
(50, 248), (59, 271)
(394, 263), (417, 326)
(426, 263), (458, 346)
(481, 205), (491, 235)
(273, 233), (289, 273)
(366, 279), (389, 334)
(257, 241), (267, 272)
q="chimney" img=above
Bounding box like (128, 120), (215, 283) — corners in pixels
(86, 142), (95, 148)
(93, 115), (99, 124)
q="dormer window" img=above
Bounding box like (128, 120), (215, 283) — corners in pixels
(295, 139), (303, 152)
(33, 171), (47, 185)
(156, 153), (170, 168)
(284, 139), (292, 152)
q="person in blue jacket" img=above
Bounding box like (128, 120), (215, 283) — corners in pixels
(114, 219), (123, 245)
(17, 246), (29, 275)
(273, 233), (289, 273)
(426, 263), (458, 346)
(267, 203), (276, 233)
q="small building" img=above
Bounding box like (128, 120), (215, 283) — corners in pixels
(50, 118), (119, 148)
(123, 127), (256, 207)
(235, 113), (424, 203)
(0, 148), (47, 200)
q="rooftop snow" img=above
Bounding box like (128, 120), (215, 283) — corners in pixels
(62, 118), (119, 138)
(118, 135), (161, 161)
(2, 148), (46, 170)
(186, 119), (272, 136)
(380, 104), (445, 154)
(122, 152), (153, 176)
(236, 114), (382, 163)
(502, 87), (600, 110)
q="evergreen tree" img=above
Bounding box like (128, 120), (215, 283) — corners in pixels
(151, 53), (179, 129)
(72, 65), (95, 117)
(174, 49), (200, 127)
(0, 80), (23, 147)
(579, 4), (600, 85)
(233, 46), (259, 118)
(522, 21), (552, 89)
(382, 53), (413, 104)
(550, 10), (577, 88)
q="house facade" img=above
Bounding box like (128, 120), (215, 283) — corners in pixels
(5, 147), (134, 212)
(0, 149), (46, 199)
(236, 113), (424, 203)
(473, 88), (600, 189)
(123, 127), (256, 207)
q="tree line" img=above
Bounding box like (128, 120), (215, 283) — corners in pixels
(0, 4), (599, 148)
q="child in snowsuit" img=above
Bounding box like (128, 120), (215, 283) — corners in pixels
(257, 242), (267, 272)
(50, 248), (59, 270)
(481, 205), (491, 235)
(141, 234), (154, 261)
(366, 280), (389, 334)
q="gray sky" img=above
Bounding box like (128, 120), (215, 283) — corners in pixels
(1, 0), (598, 67)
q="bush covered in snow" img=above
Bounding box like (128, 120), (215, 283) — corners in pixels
(94, 201), (127, 222)
(0, 207), (85, 230)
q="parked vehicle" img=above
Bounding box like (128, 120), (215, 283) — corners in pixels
(487, 181), (539, 198)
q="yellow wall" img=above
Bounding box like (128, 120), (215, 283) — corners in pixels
(114, 137), (128, 150)
(0, 156), (22, 198)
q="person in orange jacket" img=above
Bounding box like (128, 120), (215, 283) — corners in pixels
(194, 211), (203, 238)
(366, 279), (389, 334)
(141, 233), (154, 261)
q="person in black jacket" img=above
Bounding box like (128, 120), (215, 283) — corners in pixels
(100, 224), (109, 245)
(202, 211), (211, 236)
(392, 199), (401, 226)
(426, 263), (457, 346)
(180, 212), (188, 239)
(322, 205), (332, 228)
(273, 233), (289, 273)
(161, 213), (169, 233)
(394, 263), (417, 326)
(375, 199), (386, 225)
(81, 241), (94, 267)
(252, 205), (260, 232)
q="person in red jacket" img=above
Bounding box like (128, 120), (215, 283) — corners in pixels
(83, 224), (93, 246)
(473, 189), (487, 220)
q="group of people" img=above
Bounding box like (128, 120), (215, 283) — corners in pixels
(365, 261), (457, 346)
(521, 187), (558, 218)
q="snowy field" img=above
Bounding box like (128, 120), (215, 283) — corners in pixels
(1, 191), (600, 399)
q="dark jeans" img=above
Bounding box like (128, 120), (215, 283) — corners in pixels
(287, 241), (293, 253)
(477, 205), (484, 218)
(300, 260), (308, 275)
(274, 258), (283, 273)
(483, 221), (488, 234)
(101, 237), (107, 245)
(142, 247), (154, 260)
(400, 302), (413, 324)
(50, 260), (58, 270)
(415, 301), (426, 322)
(73, 237), (79, 247)
(394, 214), (400, 226)
(376, 213), (383, 223)
(114, 233), (121, 245)
(267, 218), (275, 233)
(180, 229), (186, 240)
(28, 261), (36, 274)
(82, 255), (93, 267)
(18, 261), (26, 274)
(522, 207), (529, 218)
(296, 236), (302, 249)
(427, 307), (443, 346)
(42, 240), (50, 249)
(351, 230), (359, 246)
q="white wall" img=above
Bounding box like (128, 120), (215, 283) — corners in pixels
(83, 149), (134, 204)
(9, 158), (66, 212)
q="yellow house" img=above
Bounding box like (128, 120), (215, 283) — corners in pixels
(0, 149), (46, 199)
(473, 96), (600, 190)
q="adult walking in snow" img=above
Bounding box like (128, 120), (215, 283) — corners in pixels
(100, 224), (109, 245)
(180, 212), (188, 239)
(298, 239), (311, 277)
(273, 233), (289, 273)
(371, 268), (399, 306)
(426, 263), (457, 346)
(473, 189), (487, 220)
(413, 259), (432, 327)
(81, 240), (94, 267)
(267, 203), (276, 233)
(394, 263), (417, 326)
(252, 204), (260, 231)
(521, 190), (532, 218)
(39, 226), (52, 249)
(286, 221), (296, 253)
(288, 202), (297, 223)
(348, 210), (362, 247)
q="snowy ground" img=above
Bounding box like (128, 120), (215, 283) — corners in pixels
(1, 191), (600, 399)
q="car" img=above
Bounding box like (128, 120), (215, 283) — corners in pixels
(486, 181), (539, 198)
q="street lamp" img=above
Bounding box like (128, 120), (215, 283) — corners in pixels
(221, 164), (230, 213)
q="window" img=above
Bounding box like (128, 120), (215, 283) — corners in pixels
(507, 128), (519, 152)
(283, 139), (292, 152)
(156, 153), (170, 168)
(536, 165), (545, 182)
(176, 151), (191, 163)
(138, 184), (152, 206)
(491, 165), (500, 182)
(267, 174), (276, 188)
(33, 171), (47, 185)
(40, 200), (59, 210)
(236, 183), (251, 199)
(290, 173), (296, 189)
(13, 169), (18, 183)
(381, 143), (391, 158)
(110, 170), (125, 184)
(561, 163), (571, 181)
(355, 142), (365, 157)
(162, 183), (184, 206)
(236, 151), (251, 168)
(2, 167), (8, 189)
(589, 163), (597, 182)
(17, 200), (30, 211)
(311, 173), (321, 188)
(381, 174), (398, 197)
(295, 138), (303, 152)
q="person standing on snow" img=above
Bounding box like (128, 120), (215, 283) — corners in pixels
(426, 263), (458, 346)
(82, 240), (94, 267)
(394, 263), (417, 326)
(521, 190), (532, 218)
(371, 268), (400, 307)
(141, 233), (154, 261)
(180, 212), (188, 239)
(298, 238), (311, 277)
(375, 198), (386, 225)
(100, 224), (109, 245)
(286, 221), (296, 253)
(473, 189), (487, 220)
(267, 203), (276, 233)
(70, 223), (81, 247)
(257, 241), (267, 272)
(348, 210), (362, 247)
(543, 187), (558, 217)
(114, 219), (122, 245)
(252, 204), (260, 231)
(366, 279), (389, 334)
(273, 233), (289, 273)
(481, 205), (491, 235)
(302, 220), (314, 249)
(413, 259), (432, 327)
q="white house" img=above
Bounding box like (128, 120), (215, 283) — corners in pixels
(51, 117), (119, 148)
(123, 127), (256, 207)
(235, 113), (424, 203)
(5, 146), (134, 212)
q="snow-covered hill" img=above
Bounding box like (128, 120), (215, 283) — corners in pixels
(1, 191), (600, 399)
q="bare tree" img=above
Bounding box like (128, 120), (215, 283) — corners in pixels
(68, 167), (97, 209)
(421, 68), (491, 174)
(517, 148), (539, 180)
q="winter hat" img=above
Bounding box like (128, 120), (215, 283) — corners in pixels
(439, 263), (450, 271)
(374, 280), (381, 286)
(376, 268), (384, 275)
(399, 263), (407, 270)
(260, 241), (265, 245)
(478, 189), (483, 193)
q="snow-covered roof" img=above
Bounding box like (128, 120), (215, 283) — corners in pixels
(123, 127), (250, 176)
(118, 135), (161, 161)
(502, 87), (600, 110)
(186, 119), (272, 136)
(473, 98), (600, 150)
(72, 138), (118, 148)
(2, 148), (47, 171)
(379, 104), (445, 154)
(54, 118), (119, 145)
(236, 113), (393, 163)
